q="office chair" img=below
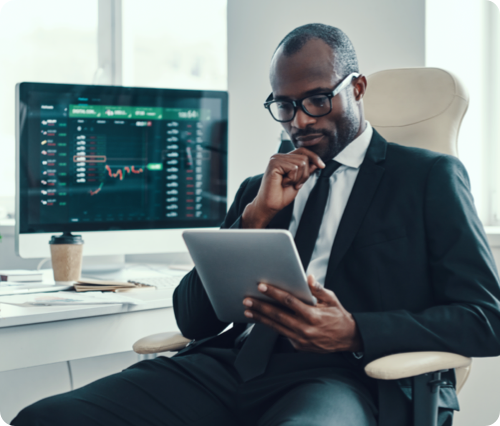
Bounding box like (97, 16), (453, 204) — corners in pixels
(133, 67), (472, 426)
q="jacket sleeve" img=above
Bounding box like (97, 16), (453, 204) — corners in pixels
(173, 178), (252, 340)
(353, 155), (500, 364)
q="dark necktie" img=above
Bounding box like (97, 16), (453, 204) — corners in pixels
(234, 160), (341, 382)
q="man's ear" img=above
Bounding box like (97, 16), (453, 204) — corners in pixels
(354, 75), (367, 101)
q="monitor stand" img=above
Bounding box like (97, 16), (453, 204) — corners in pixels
(82, 254), (126, 274)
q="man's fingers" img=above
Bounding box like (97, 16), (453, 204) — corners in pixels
(270, 151), (324, 188)
(275, 156), (312, 188)
(244, 295), (301, 327)
(244, 309), (304, 342)
(286, 165), (308, 188)
(285, 151), (323, 179)
(307, 274), (316, 287)
(289, 147), (325, 170)
(254, 283), (315, 321)
(307, 274), (338, 305)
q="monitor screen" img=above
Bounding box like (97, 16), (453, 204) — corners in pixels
(17, 82), (228, 235)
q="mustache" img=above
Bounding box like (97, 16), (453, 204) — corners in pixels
(291, 128), (330, 140)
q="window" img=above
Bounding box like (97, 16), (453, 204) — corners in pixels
(0, 0), (99, 198)
(122, 0), (227, 91)
(0, 0), (227, 211)
(487, 3), (500, 225)
(426, 0), (500, 225)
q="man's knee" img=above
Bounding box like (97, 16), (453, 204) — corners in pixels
(12, 401), (50, 426)
(12, 394), (75, 426)
(258, 377), (377, 426)
(270, 413), (377, 426)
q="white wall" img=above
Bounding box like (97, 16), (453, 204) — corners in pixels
(227, 0), (425, 200)
(0, 352), (140, 424)
(425, 0), (500, 225)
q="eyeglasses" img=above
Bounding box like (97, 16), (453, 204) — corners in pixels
(264, 72), (360, 123)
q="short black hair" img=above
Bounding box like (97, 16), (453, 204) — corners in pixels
(275, 23), (359, 78)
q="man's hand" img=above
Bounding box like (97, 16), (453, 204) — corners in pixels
(242, 275), (363, 353)
(242, 148), (325, 229)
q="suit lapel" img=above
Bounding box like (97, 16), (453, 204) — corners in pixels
(324, 129), (387, 286)
(266, 201), (294, 230)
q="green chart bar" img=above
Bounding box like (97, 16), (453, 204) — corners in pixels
(69, 105), (210, 121)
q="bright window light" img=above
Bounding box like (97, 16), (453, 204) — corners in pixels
(426, 0), (489, 222)
(122, 0), (227, 91)
(0, 0), (228, 203)
(0, 0), (98, 198)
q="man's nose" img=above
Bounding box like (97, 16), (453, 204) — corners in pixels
(291, 107), (317, 129)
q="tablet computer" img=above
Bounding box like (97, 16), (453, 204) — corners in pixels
(182, 229), (316, 323)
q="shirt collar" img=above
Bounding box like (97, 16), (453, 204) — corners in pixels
(332, 121), (373, 169)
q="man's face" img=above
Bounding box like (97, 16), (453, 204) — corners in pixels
(270, 39), (364, 161)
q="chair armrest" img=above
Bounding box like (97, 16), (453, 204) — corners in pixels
(365, 351), (472, 381)
(133, 332), (191, 354)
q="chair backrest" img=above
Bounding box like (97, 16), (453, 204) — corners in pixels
(365, 67), (472, 395)
(363, 67), (469, 157)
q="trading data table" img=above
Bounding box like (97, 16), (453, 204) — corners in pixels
(19, 84), (227, 234)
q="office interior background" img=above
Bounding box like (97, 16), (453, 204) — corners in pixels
(0, 0), (499, 424)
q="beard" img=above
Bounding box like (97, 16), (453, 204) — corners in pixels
(291, 99), (361, 162)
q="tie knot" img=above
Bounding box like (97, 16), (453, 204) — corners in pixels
(319, 160), (341, 178)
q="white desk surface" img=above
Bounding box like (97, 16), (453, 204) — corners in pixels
(0, 289), (174, 328)
(0, 264), (188, 372)
(0, 263), (187, 328)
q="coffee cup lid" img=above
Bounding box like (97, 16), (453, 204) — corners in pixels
(49, 232), (84, 245)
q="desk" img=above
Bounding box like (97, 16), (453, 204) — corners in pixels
(0, 264), (185, 423)
(0, 289), (179, 373)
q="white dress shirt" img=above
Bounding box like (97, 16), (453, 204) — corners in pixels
(288, 121), (373, 286)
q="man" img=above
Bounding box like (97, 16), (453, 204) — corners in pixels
(13, 24), (500, 426)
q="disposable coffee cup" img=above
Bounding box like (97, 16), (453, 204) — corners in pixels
(49, 233), (84, 285)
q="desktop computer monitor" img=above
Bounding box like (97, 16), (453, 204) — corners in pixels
(16, 82), (228, 259)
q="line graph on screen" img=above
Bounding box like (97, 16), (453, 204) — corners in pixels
(89, 165), (145, 196)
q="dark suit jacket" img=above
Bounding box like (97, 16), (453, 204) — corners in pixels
(173, 129), (500, 424)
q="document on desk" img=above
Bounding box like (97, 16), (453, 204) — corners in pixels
(0, 291), (145, 307)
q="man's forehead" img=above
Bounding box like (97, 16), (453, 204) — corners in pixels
(270, 38), (341, 97)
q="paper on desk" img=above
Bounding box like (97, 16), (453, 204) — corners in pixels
(0, 269), (56, 287)
(0, 291), (144, 306)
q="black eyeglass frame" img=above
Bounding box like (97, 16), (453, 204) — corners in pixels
(263, 72), (361, 123)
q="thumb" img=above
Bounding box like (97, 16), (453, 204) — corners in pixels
(307, 274), (338, 305)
